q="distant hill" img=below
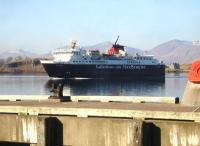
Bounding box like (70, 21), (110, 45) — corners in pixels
(0, 42), (140, 60)
(0, 49), (39, 59)
(46, 41), (141, 56)
(83, 41), (141, 55)
(2, 39), (199, 65)
(83, 41), (113, 53)
(150, 39), (200, 64)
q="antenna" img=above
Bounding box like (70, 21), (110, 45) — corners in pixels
(114, 36), (120, 45)
(71, 40), (77, 49)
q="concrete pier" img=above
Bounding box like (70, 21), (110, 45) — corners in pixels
(0, 96), (199, 146)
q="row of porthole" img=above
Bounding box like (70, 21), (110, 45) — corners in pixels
(72, 60), (150, 64)
(135, 57), (153, 60)
(73, 61), (91, 63)
(127, 61), (138, 63)
(72, 61), (106, 63)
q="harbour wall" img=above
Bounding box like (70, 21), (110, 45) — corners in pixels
(0, 114), (199, 146)
(0, 96), (199, 146)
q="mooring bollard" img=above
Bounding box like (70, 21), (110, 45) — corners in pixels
(49, 83), (64, 99)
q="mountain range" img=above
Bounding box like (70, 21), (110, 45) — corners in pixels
(150, 39), (200, 64)
(0, 39), (199, 64)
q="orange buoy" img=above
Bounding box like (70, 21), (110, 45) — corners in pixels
(188, 59), (200, 83)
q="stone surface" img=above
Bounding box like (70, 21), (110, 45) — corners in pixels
(57, 116), (142, 146)
(144, 120), (200, 146)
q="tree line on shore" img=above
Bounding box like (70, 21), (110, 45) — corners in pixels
(0, 56), (41, 67)
(0, 56), (44, 73)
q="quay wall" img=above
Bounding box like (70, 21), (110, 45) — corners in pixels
(0, 113), (200, 146)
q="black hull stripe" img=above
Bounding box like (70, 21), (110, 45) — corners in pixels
(42, 64), (165, 79)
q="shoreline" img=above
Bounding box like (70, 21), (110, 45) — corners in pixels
(165, 64), (190, 73)
(165, 69), (189, 73)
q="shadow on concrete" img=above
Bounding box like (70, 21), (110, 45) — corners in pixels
(0, 142), (29, 146)
(45, 117), (63, 146)
(142, 122), (161, 146)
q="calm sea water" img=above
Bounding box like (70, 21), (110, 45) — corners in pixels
(0, 73), (188, 98)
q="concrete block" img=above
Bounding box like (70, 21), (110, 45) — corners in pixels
(145, 120), (200, 146)
(0, 114), (37, 144)
(56, 116), (143, 146)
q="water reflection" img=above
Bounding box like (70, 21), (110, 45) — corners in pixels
(0, 73), (187, 97)
(45, 78), (165, 96)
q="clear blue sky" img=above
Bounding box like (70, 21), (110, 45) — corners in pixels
(0, 0), (199, 53)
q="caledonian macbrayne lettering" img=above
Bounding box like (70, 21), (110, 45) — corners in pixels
(96, 65), (146, 70)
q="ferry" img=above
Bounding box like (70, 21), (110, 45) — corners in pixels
(40, 37), (165, 79)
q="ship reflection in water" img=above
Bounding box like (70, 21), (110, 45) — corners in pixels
(45, 78), (165, 96)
